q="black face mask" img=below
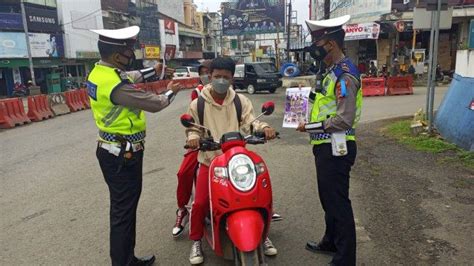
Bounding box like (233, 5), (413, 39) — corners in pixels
(309, 42), (329, 61)
(117, 48), (135, 70)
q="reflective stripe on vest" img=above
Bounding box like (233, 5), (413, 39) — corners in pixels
(87, 63), (146, 143)
(309, 63), (363, 145)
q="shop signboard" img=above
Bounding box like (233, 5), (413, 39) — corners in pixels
(321, 0), (391, 24)
(164, 45), (176, 60)
(0, 32), (28, 58)
(164, 19), (176, 35)
(0, 13), (23, 30)
(343, 23), (380, 41)
(469, 19), (474, 50)
(144, 45), (160, 59)
(221, 0), (285, 35)
(28, 33), (64, 58)
(76, 51), (100, 59)
(24, 3), (60, 33)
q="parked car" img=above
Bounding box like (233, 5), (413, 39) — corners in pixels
(233, 62), (282, 94)
(173, 66), (199, 79)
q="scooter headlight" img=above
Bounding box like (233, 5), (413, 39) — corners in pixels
(228, 154), (256, 192)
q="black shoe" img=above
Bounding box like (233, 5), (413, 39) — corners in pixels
(305, 241), (337, 255)
(131, 255), (155, 266)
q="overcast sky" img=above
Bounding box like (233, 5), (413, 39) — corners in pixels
(196, 0), (310, 27)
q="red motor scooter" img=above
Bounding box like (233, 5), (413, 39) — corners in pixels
(180, 101), (278, 265)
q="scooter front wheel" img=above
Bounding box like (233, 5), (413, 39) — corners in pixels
(234, 248), (264, 266)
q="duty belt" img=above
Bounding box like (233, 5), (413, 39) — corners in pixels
(310, 128), (355, 141)
(99, 130), (146, 143)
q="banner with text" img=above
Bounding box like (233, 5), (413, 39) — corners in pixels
(343, 23), (380, 41)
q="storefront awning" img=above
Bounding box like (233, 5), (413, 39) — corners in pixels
(178, 27), (203, 39)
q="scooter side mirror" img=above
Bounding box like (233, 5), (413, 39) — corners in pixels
(180, 114), (195, 128)
(261, 101), (275, 116)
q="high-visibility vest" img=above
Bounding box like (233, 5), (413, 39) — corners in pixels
(87, 63), (146, 143)
(309, 58), (363, 145)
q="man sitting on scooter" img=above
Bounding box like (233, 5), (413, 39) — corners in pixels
(185, 57), (278, 265)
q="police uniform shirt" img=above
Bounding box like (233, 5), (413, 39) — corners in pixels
(97, 60), (170, 113)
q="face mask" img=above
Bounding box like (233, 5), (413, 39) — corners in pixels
(212, 78), (230, 94)
(117, 49), (135, 70)
(200, 75), (210, 85)
(310, 42), (329, 61)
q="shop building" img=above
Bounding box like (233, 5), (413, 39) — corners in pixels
(0, 0), (65, 96)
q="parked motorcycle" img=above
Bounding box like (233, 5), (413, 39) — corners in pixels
(11, 82), (29, 97)
(180, 101), (278, 265)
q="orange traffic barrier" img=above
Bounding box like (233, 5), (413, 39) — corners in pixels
(65, 90), (85, 112)
(387, 76), (413, 96)
(27, 95), (54, 121)
(362, 77), (385, 97)
(136, 78), (201, 95)
(0, 102), (15, 129)
(0, 98), (31, 127)
(79, 89), (91, 109)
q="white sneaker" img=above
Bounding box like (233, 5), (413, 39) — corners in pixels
(263, 237), (277, 256)
(189, 240), (204, 264)
(172, 208), (189, 238)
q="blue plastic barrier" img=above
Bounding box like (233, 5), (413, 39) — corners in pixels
(435, 74), (474, 151)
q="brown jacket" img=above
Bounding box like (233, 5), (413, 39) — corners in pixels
(186, 85), (269, 166)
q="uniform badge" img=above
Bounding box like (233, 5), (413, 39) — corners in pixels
(87, 81), (97, 100)
(115, 69), (130, 82)
(341, 63), (350, 73)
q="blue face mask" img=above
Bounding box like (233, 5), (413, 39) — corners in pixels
(212, 78), (231, 94)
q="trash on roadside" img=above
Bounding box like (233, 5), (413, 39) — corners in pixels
(410, 108), (427, 136)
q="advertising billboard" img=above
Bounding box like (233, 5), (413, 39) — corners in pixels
(312, 0), (391, 23)
(24, 3), (60, 33)
(28, 33), (64, 58)
(331, 0), (391, 24)
(221, 0), (285, 36)
(0, 13), (23, 30)
(343, 23), (380, 41)
(0, 33), (28, 58)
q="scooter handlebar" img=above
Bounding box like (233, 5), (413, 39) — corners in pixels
(184, 139), (221, 151)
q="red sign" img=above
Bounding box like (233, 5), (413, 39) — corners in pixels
(164, 19), (175, 35)
(164, 45), (176, 60)
(394, 21), (405, 32)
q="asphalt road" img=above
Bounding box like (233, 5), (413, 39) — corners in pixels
(0, 86), (448, 265)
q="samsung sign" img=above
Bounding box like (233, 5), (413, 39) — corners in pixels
(25, 3), (60, 32)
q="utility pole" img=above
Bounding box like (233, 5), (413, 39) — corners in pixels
(324, 0), (330, 19)
(286, 1), (292, 61)
(20, 0), (36, 86)
(427, 0), (443, 133)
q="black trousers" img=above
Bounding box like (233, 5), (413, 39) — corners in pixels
(96, 146), (144, 266)
(313, 142), (357, 266)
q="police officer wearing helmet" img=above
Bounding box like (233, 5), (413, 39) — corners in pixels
(296, 15), (362, 266)
(88, 26), (182, 266)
